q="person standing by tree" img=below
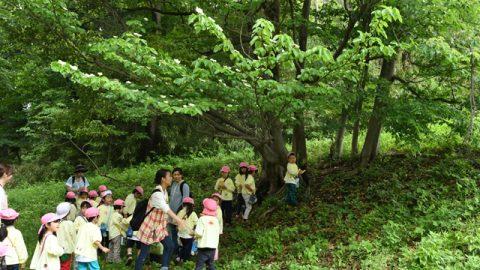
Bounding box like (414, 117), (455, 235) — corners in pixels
(242, 165), (257, 222)
(234, 162), (248, 218)
(65, 165), (89, 194)
(215, 166), (235, 226)
(167, 168), (190, 262)
(0, 164), (13, 210)
(284, 153), (305, 206)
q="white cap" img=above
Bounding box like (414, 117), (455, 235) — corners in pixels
(101, 190), (113, 198)
(56, 202), (71, 219)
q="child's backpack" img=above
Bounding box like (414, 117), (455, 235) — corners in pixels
(129, 189), (161, 231)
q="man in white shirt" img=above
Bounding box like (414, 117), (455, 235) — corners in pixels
(65, 164), (90, 193)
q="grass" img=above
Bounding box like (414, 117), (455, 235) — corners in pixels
(7, 125), (480, 269)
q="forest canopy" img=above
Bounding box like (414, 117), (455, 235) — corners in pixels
(1, 0), (479, 191)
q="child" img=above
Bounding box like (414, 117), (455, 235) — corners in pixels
(56, 202), (76, 270)
(96, 185), (107, 205)
(30, 213), (64, 270)
(75, 207), (110, 270)
(284, 152), (305, 206)
(0, 209), (28, 270)
(0, 244), (8, 270)
(74, 201), (92, 232)
(242, 165), (257, 221)
(65, 192), (77, 222)
(176, 197), (198, 263)
(234, 162), (249, 218)
(88, 191), (99, 208)
(211, 193), (223, 235)
(107, 199), (129, 263)
(98, 190), (113, 248)
(76, 187), (89, 210)
(124, 186), (143, 216)
(214, 166), (235, 226)
(194, 198), (220, 270)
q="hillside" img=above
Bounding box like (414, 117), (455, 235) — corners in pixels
(8, 149), (480, 269)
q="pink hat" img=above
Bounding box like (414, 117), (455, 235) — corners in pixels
(248, 165), (257, 172)
(135, 186), (144, 195)
(211, 193), (223, 200)
(41, 213), (60, 225)
(98, 185), (108, 192)
(239, 162), (248, 168)
(0, 208), (20, 220)
(0, 244), (8, 257)
(220, 166), (230, 173)
(202, 198), (218, 216)
(38, 213), (60, 234)
(85, 207), (100, 219)
(78, 187), (89, 193)
(65, 191), (76, 199)
(114, 199), (124, 206)
(88, 190), (99, 198)
(183, 197), (194, 204)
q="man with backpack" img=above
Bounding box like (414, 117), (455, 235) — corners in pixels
(65, 164), (90, 193)
(167, 168), (190, 263)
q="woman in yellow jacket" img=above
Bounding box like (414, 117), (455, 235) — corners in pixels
(242, 165), (257, 221)
(234, 162), (249, 218)
(215, 166), (235, 225)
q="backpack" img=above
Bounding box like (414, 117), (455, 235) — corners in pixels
(179, 181), (193, 198)
(129, 189), (161, 231)
(69, 175), (86, 186)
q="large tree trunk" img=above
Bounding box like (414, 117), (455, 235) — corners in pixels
(255, 116), (289, 197)
(330, 108), (348, 160)
(360, 58), (396, 166)
(292, 0), (311, 168)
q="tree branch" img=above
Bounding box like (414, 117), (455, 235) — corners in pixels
(67, 137), (119, 181)
(393, 75), (461, 105)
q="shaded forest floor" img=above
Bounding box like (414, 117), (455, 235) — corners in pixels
(216, 149), (480, 269)
(9, 148), (480, 269)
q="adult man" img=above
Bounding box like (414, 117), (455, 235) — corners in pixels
(167, 168), (190, 263)
(65, 164), (90, 193)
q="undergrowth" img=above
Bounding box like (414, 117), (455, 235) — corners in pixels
(8, 147), (480, 269)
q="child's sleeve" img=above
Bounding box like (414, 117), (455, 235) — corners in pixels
(46, 237), (64, 256)
(194, 218), (204, 238)
(15, 232), (29, 264)
(92, 226), (103, 245)
(226, 179), (235, 193)
(287, 164), (299, 177)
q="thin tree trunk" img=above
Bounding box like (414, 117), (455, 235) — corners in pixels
(360, 58), (396, 166)
(351, 97), (363, 157)
(465, 46), (476, 143)
(330, 108), (348, 160)
(292, 0), (311, 167)
(351, 62), (369, 158)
